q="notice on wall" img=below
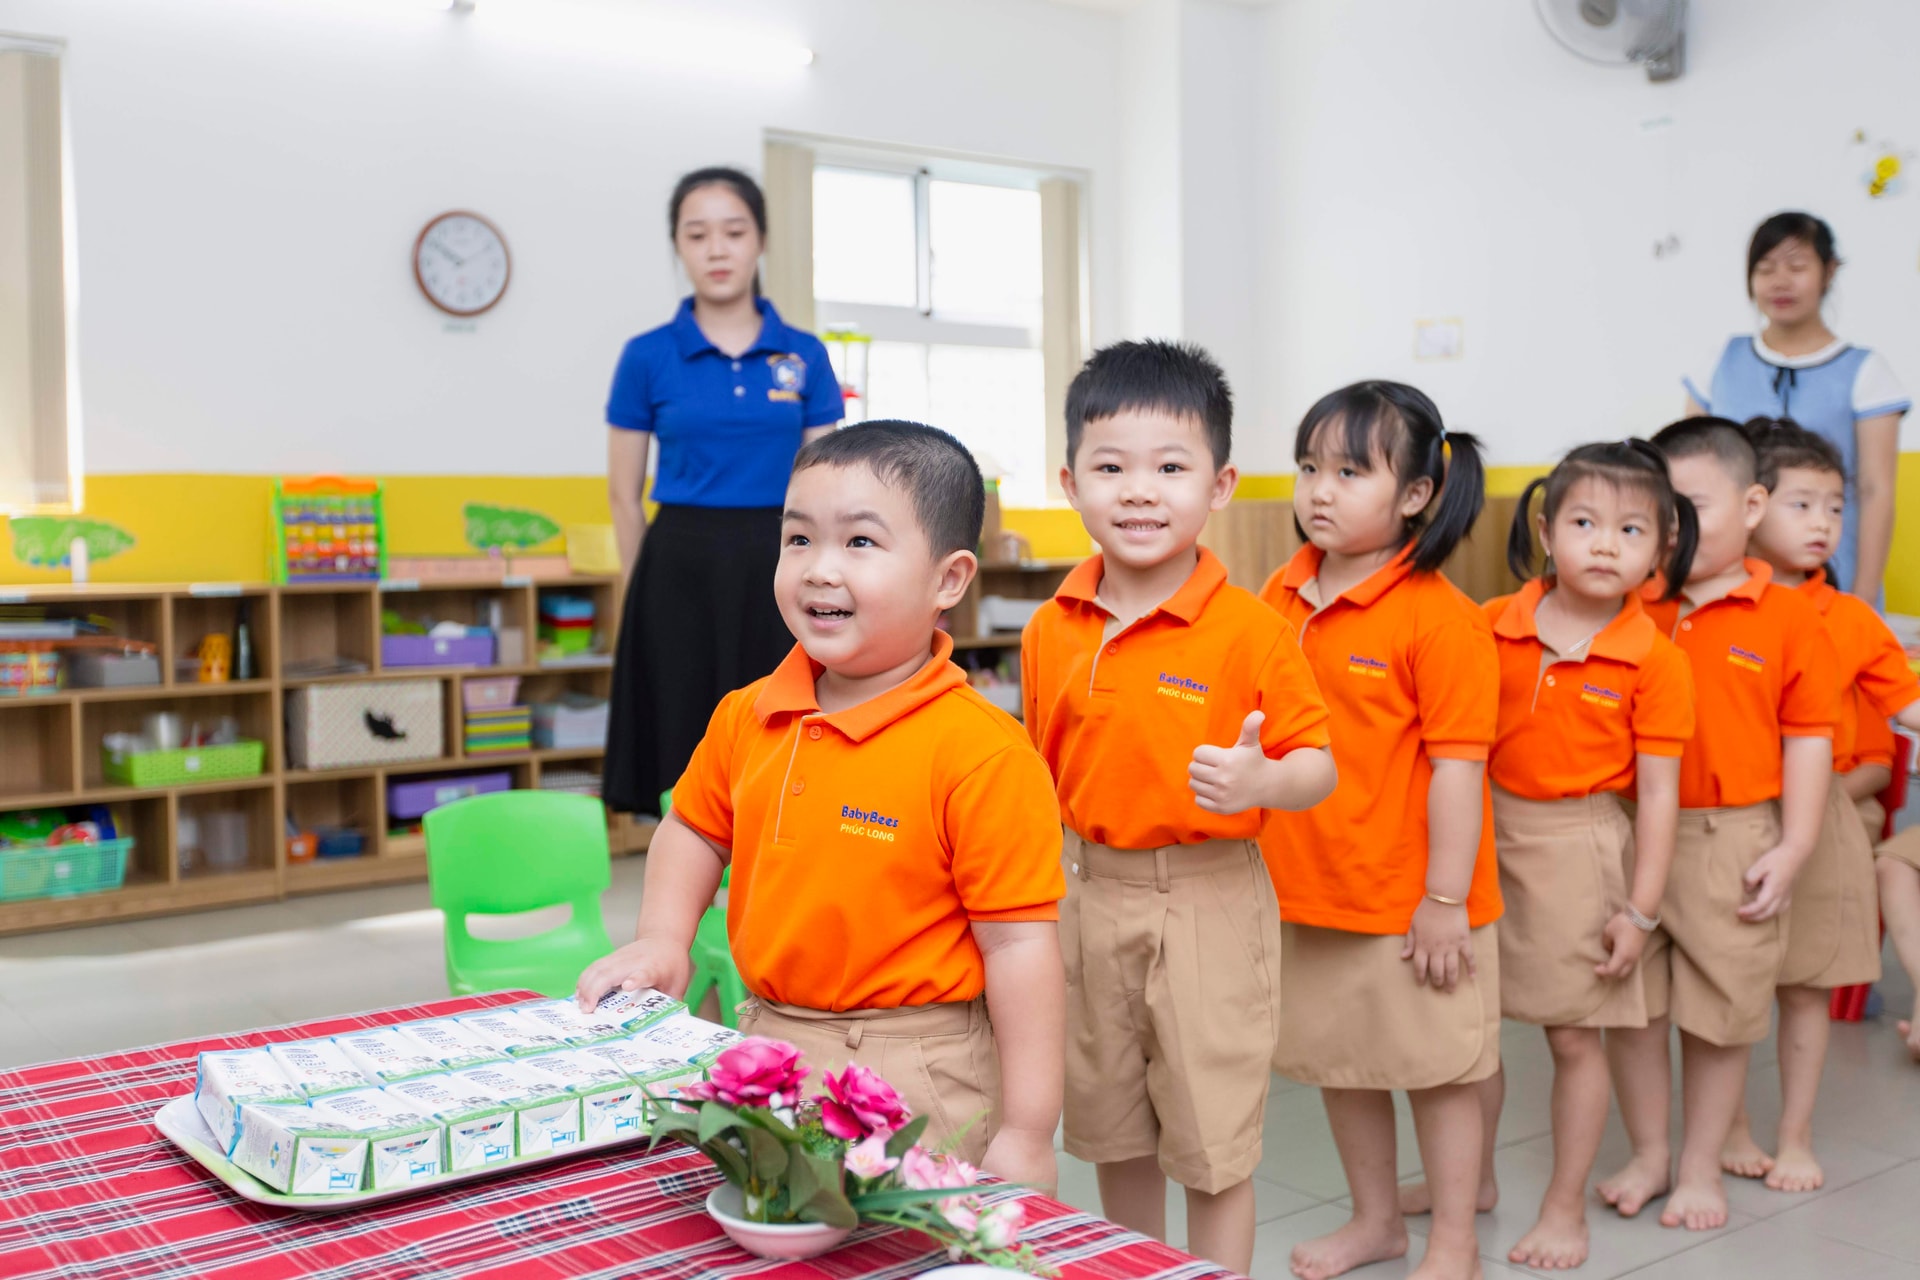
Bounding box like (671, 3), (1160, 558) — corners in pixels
(1413, 318), (1464, 362)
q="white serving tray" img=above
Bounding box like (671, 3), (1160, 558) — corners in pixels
(154, 1094), (657, 1212)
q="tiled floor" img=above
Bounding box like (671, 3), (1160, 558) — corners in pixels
(8, 857), (1920, 1278)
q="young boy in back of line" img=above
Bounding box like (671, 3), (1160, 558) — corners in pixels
(579, 421), (1067, 1191)
(1597, 418), (1840, 1233)
(1022, 341), (1339, 1274)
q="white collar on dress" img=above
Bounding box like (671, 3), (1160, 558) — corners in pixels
(1751, 333), (1851, 369)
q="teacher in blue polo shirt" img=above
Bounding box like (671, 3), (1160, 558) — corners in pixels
(603, 166), (844, 816)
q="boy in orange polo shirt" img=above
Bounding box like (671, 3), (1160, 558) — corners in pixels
(1721, 420), (1920, 1186)
(1023, 340), (1337, 1274)
(577, 421), (1067, 1191)
(1598, 418), (1839, 1233)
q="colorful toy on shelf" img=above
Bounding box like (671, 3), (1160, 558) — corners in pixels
(537, 595), (596, 658)
(272, 476), (387, 583)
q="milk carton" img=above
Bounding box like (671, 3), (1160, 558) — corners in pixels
(588, 1039), (704, 1117)
(396, 1018), (507, 1072)
(630, 1013), (744, 1067)
(230, 1102), (369, 1195)
(453, 1008), (568, 1058)
(318, 1088), (446, 1189)
(382, 1074), (518, 1171)
(516, 1050), (647, 1146)
(195, 1049), (304, 1153)
(517, 989), (685, 1046)
(450, 1061), (583, 1156)
(331, 1028), (445, 1085)
(268, 1039), (365, 1098)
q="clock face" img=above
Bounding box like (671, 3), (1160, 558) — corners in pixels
(413, 211), (511, 316)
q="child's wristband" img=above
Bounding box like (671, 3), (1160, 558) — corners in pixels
(1624, 903), (1661, 932)
(1423, 891), (1465, 907)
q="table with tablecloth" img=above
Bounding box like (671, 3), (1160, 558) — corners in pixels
(0, 991), (1232, 1280)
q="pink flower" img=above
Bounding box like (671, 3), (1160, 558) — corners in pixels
(680, 1038), (807, 1109)
(899, 1145), (945, 1190)
(940, 1198), (981, 1234)
(819, 1063), (910, 1141)
(936, 1154), (981, 1188)
(976, 1202), (1024, 1250)
(842, 1134), (899, 1181)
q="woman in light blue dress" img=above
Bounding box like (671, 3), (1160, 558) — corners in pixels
(1685, 212), (1908, 603)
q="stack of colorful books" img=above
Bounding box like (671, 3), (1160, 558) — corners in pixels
(464, 705), (531, 756)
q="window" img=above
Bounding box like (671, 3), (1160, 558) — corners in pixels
(0, 36), (78, 512)
(812, 164), (1049, 505)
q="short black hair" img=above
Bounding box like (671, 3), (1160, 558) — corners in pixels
(791, 420), (984, 558)
(1651, 416), (1758, 488)
(1745, 416), (1846, 490)
(1065, 340), (1232, 468)
(1747, 211), (1839, 297)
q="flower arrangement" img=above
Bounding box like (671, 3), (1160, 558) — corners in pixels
(652, 1037), (1053, 1273)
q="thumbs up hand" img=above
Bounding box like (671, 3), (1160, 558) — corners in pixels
(1188, 710), (1269, 815)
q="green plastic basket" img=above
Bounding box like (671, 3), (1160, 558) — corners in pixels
(102, 739), (265, 788)
(0, 837), (131, 902)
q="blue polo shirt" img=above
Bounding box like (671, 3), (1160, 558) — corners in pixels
(607, 297), (845, 508)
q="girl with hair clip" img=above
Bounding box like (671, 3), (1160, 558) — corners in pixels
(1257, 382), (1497, 1280)
(1466, 441), (1699, 1270)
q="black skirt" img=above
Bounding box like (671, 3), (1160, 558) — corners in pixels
(603, 504), (792, 815)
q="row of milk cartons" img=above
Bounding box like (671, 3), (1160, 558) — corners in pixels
(193, 990), (741, 1196)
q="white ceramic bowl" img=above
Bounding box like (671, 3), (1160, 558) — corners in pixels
(705, 1183), (855, 1261)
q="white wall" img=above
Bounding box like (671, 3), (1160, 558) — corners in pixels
(1247, 0), (1920, 473)
(0, 0), (1124, 476)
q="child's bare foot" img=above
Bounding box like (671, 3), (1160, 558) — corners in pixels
(1719, 1129), (1776, 1180)
(1398, 1174), (1498, 1215)
(1408, 1233), (1482, 1280)
(1508, 1201), (1589, 1270)
(1597, 1153), (1670, 1218)
(1658, 1174), (1728, 1231)
(1289, 1216), (1409, 1280)
(1900, 1017), (1920, 1062)
(1763, 1143), (1825, 1193)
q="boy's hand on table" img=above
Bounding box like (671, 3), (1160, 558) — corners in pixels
(1739, 844), (1799, 922)
(1188, 711), (1269, 815)
(981, 1125), (1058, 1198)
(575, 937), (691, 1011)
(1595, 911), (1648, 977)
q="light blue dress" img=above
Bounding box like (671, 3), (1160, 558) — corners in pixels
(1686, 335), (1909, 596)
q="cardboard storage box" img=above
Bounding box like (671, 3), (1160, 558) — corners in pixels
(287, 680), (444, 769)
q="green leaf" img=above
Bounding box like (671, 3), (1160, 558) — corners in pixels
(849, 1184), (1005, 1213)
(883, 1115), (931, 1160)
(701, 1137), (750, 1187)
(733, 1106), (802, 1143)
(9, 516), (135, 568)
(462, 503), (561, 553)
(697, 1101), (741, 1146)
(742, 1124), (790, 1183)
(787, 1149), (858, 1230)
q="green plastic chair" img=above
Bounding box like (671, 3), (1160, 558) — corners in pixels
(663, 789), (747, 1028)
(424, 790), (613, 999)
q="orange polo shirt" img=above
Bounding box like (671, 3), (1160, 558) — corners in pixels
(1484, 581), (1695, 800)
(1795, 570), (1920, 773)
(1021, 547), (1330, 849)
(672, 632), (1064, 1012)
(1854, 696), (1898, 773)
(1257, 546), (1501, 934)
(1640, 560), (1840, 810)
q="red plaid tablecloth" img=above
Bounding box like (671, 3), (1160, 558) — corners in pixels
(0, 992), (1232, 1280)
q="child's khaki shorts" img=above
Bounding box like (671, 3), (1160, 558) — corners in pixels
(1059, 830), (1280, 1194)
(1493, 787), (1660, 1028)
(1778, 783), (1882, 990)
(1857, 795), (1886, 845)
(736, 996), (998, 1166)
(1643, 802), (1789, 1046)
(1878, 821), (1920, 874)
(1273, 921), (1501, 1091)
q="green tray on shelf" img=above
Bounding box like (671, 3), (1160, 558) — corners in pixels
(0, 837), (131, 903)
(102, 740), (265, 788)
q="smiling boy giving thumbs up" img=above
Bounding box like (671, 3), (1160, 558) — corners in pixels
(1019, 341), (1337, 1275)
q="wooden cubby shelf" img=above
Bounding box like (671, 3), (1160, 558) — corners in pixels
(0, 577), (649, 937)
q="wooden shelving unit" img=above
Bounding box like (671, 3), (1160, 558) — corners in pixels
(0, 576), (651, 936)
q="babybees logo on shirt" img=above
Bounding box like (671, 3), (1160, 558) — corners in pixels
(1727, 644), (1767, 675)
(1346, 653), (1390, 681)
(1579, 681), (1623, 712)
(839, 804), (901, 843)
(767, 353), (807, 403)
(1156, 672), (1209, 704)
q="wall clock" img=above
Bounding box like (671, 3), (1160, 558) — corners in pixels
(413, 211), (511, 317)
